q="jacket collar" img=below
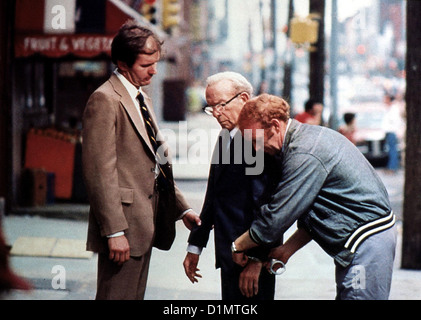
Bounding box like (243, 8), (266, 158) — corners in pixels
(278, 119), (301, 158)
(108, 73), (156, 156)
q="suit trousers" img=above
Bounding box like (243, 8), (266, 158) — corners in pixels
(96, 250), (152, 300)
(221, 264), (276, 300)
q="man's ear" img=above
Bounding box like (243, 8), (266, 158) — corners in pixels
(116, 60), (129, 73)
(239, 92), (250, 102)
(270, 119), (282, 133)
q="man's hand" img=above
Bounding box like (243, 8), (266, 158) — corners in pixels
(108, 235), (130, 265)
(183, 252), (202, 283)
(182, 210), (201, 230)
(266, 228), (313, 273)
(268, 245), (290, 265)
(239, 260), (262, 298)
(232, 251), (248, 267)
(265, 245), (288, 274)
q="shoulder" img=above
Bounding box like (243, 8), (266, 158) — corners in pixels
(287, 124), (346, 161)
(86, 79), (121, 110)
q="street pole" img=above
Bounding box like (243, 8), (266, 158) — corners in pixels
(329, 0), (339, 130)
(282, 0), (294, 106)
(309, 0), (325, 105)
(402, 0), (421, 270)
(259, 0), (266, 83)
(270, 0), (278, 95)
(0, 0), (14, 212)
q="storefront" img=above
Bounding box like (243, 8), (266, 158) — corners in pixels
(11, 0), (163, 207)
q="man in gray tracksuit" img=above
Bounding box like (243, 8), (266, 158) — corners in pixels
(232, 94), (397, 300)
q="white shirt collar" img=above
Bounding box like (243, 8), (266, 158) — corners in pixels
(114, 69), (146, 99)
(282, 119), (292, 152)
(285, 118), (292, 133)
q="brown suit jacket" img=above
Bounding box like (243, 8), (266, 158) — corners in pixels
(82, 74), (190, 257)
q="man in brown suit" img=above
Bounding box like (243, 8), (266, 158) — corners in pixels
(82, 21), (200, 300)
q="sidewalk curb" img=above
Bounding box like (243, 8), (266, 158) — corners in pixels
(11, 204), (90, 221)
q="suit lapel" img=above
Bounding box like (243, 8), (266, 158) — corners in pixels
(109, 74), (155, 156)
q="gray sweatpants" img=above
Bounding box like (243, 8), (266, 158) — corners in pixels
(335, 224), (397, 300)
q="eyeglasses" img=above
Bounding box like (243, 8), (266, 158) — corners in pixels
(202, 92), (242, 116)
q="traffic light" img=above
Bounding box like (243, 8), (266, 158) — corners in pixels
(162, 0), (180, 30)
(290, 15), (319, 45)
(142, 0), (157, 25)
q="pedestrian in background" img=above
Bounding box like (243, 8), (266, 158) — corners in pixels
(232, 94), (397, 300)
(82, 21), (200, 300)
(294, 99), (324, 125)
(382, 93), (403, 173)
(183, 72), (279, 300)
(338, 112), (357, 145)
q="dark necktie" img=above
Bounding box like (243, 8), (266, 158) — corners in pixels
(136, 92), (167, 180)
(137, 92), (158, 153)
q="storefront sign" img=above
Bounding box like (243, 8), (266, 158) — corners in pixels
(15, 34), (114, 58)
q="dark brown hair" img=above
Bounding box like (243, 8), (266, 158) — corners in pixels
(111, 20), (163, 67)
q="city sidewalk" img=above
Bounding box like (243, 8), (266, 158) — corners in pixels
(2, 170), (421, 300)
(2, 113), (421, 300)
(2, 211), (421, 300)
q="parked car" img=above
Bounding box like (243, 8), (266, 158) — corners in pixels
(339, 102), (405, 167)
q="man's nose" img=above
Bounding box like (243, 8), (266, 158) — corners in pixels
(212, 106), (222, 117)
(149, 64), (157, 75)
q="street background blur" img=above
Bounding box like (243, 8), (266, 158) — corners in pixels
(1, 0), (420, 300)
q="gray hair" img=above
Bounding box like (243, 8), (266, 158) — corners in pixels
(206, 72), (254, 96)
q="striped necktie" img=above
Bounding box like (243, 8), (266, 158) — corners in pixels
(137, 92), (167, 180)
(137, 92), (158, 153)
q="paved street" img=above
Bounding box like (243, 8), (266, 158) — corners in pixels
(1, 168), (421, 300)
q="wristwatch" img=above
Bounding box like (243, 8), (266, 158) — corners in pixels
(231, 242), (243, 253)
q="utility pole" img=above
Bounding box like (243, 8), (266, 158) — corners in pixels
(282, 0), (294, 105)
(402, 0), (421, 270)
(0, 0), (14, 212)
(329, 0), (339, 130)
(269, 0), (278, 95)
(309, 0), (325, 104)
(259, 0), (266, 83)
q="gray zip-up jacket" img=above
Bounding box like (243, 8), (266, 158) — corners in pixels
(249, 120), (395, 267)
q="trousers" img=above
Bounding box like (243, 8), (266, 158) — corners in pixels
(386, 132), (400, 171)
(96, 250), (152, 300)
(220, 264), (276, 300)
(335, 224), (397, 300)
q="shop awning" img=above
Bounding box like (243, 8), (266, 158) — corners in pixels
(14, 0), (164, 58)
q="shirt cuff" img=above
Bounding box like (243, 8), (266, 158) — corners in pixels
(248, 228), (261, 245)
(187, 244), (203, 255)
(179, 208), (193, 220)
(107, 231), (125, 238)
